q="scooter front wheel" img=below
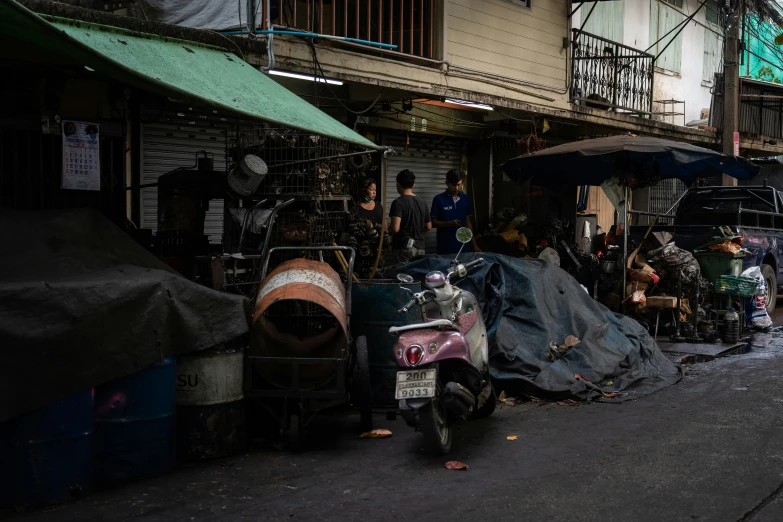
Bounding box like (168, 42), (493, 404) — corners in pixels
(419, 398), (452, 455)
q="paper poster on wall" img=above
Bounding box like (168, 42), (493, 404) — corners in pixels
(62, 120), (100, 191)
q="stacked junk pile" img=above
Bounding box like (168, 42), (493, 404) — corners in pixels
(0, 124), (381, 508)
(620, 227), (772, 343)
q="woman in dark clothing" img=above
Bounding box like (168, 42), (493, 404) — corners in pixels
(355, 178), (383, 224)
(350, 178), (389, 276)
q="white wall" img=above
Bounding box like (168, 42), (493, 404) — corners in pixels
(575, 0), (713, 124)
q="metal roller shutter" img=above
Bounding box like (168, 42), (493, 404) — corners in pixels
(383, 134), (462, 254)
(141, 122), (227, 244)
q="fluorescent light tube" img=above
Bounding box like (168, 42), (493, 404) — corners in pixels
(268, 70), (343, 85)
(444, 98), (493, 111)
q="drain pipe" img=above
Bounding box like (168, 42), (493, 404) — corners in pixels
(265, 0), (274, 70)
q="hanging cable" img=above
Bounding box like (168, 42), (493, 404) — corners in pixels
(305, 38), (383, 114)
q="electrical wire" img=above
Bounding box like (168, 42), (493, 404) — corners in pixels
(305, 38), (384, 114)
(389, 102), (489, 127)
(491, 106), (538, 131)
(238, 0), (243, 36)
(374, 110), (484, 129)
(209, 30), (246, 60)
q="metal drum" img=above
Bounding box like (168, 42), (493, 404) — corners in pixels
(351, 280), (421, 407)
(176, 340), (246, 461)
(0, 390), (93, 507)
(251, 258), (348, 389)
(94, 358), (176, 485)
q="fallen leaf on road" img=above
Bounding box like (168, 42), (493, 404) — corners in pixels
(606, 380), (614, 386)
(360, 429), (392, 439)
(506, 435), (518, 441)
(564, 335), (580, 348)
(574, 374), (592, 382)
(601, 391), (620, 398)
(499, 390), (507, 403)
(556, 402), (566, 406)
(445, 461), (468, 470)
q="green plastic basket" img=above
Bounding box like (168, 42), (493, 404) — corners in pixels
(714, 275), (760, 297)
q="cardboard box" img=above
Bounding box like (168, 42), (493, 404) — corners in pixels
(646, 296), (677, 309)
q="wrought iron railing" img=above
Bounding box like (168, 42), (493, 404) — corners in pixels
(570, 29), (654, 115)
(256, 0), (437, 59)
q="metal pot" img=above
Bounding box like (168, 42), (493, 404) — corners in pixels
(228, 154), (268, 197)
(599, 258), (616, 274)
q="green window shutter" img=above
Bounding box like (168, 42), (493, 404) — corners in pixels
(581, 1), (625, 43)
(649, 0), (659, 58)
(650, 0), (683, 74)
(702, 24), (722, 84)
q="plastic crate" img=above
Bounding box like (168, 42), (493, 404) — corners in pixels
(714, 275), (760, 297)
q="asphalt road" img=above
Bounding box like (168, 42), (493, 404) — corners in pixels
(5, 328), (783, 522)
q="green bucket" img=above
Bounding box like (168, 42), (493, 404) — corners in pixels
(694, 251), (746, 283)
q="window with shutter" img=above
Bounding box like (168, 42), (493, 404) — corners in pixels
(649, 0), (684, 74)
(702, 24), (722, 84)
(581, 1), (625, 43)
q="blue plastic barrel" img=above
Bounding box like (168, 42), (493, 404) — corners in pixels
(94, 358), (176, 485)
(351, 280), (421, 407)
(0, 390), (93, 507)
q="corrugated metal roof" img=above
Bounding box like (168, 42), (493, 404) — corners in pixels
(1, 0), (379, 150)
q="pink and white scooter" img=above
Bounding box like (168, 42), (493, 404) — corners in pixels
(390, 228), (496, 454)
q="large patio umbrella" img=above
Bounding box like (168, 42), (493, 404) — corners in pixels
(499, 135), (760, 300)
(500, 135), (760, 187)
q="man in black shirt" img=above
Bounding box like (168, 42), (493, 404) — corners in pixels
(389, 169), (431, 264)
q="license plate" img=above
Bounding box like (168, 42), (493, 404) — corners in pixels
(395, 369), (436, 400)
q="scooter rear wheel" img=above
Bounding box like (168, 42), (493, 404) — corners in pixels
(419, 398), (452, 455)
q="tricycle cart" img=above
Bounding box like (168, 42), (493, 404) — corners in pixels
(246, 245), (372, 448)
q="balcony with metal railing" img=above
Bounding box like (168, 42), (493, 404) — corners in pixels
(570, 29), (655, 115)
(255, 0), (438, 62)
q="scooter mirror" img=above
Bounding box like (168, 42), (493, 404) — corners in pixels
(456, 227), (473, 244)
(397, 273), (415, 284)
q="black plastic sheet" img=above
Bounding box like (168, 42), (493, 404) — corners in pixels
(0, 209), (250, 422)
(400, 254), (682, 402)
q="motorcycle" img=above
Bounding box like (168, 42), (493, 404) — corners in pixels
(389, 228), (496, 454)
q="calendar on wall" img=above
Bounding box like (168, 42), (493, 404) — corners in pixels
(62, 120), (100, 191)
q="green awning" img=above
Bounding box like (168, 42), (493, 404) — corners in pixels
(1, 0), (379, 150)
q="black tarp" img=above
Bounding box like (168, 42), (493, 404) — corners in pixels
(399, 254), (682, 401)
(0, 209), (250, 422)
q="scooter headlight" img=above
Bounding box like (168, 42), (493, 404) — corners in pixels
(405, 345), (424, 366)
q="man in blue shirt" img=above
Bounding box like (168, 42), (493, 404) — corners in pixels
(431, 169), (481, 255)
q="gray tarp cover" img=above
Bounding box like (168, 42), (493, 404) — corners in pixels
(133, 0), (252, 31)
(401, 254), (682, 401)
(0, 209), (250, 422)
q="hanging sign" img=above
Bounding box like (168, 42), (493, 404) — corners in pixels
(62, 120), (100, 191)
(733, 131), (740, 156)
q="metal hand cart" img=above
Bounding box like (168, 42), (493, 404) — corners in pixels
(246, 245), (372, 449)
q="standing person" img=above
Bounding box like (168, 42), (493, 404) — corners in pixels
(388, 169), (431, 264)
(431, 169), (481, 255)
(353, 178), (389, 276)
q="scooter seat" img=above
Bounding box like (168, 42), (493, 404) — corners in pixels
(388, 319), (456, 335)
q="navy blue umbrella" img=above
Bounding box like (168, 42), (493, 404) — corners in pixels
(500, 135), (760, 187)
